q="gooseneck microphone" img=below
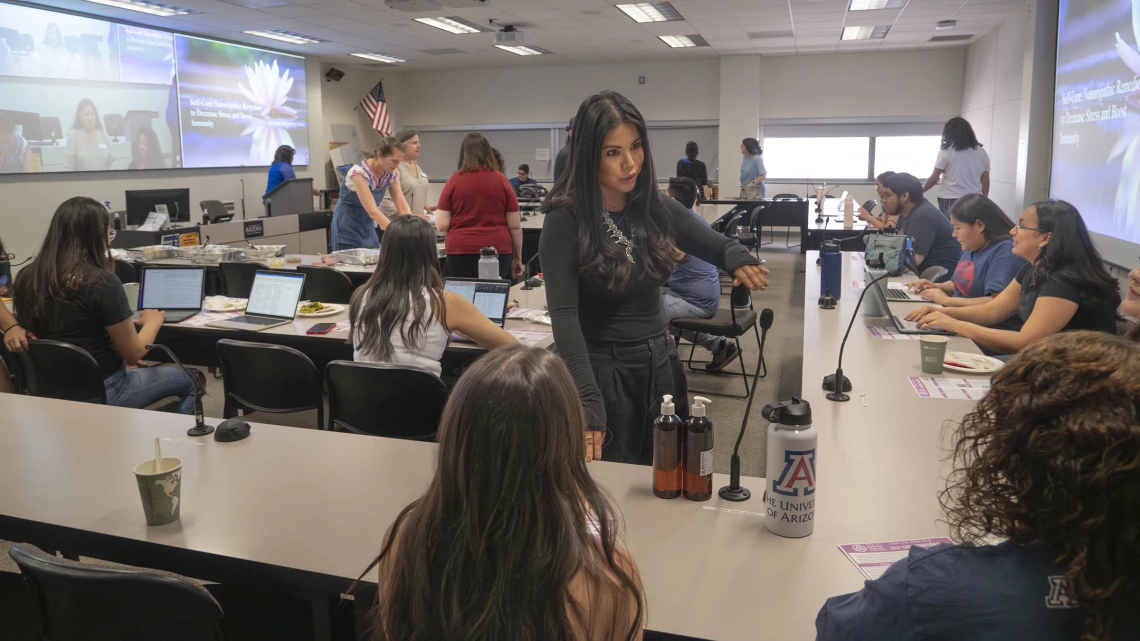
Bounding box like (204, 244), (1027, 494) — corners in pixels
(144, 344), (214, 436)
(718, 308), (775, 502)
(822, 265), (892, 402)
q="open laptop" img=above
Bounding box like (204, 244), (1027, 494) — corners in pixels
(443, 278), (510, 343)
(207, 271), (306, 331)
(883, 282), (929, 302)
(133, 267), (205, 323)
(891, 310), (955, 336)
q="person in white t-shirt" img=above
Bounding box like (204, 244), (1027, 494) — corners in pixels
(923, 117), (990, 215)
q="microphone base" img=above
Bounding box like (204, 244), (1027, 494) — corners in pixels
(187, 423), (215, 437)
(718, 485), (751, 502)
(826, 391), (851, 402)
(822, 373), (852, 393)
(818, 295), (837, 310)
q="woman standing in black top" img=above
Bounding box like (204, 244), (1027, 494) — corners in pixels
(676, 141), (711, 201)
(541, 91), (769, 465)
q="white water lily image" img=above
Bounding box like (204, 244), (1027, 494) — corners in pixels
(238, 59), (298, 163)
(1110, 0), (1140, 237)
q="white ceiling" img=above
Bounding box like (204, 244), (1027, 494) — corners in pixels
(23, 0), (1023, 70)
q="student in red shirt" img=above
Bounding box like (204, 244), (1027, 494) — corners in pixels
(436, 133), (523, 280)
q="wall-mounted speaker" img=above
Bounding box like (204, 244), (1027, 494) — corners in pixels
(325, 67), (345, 82)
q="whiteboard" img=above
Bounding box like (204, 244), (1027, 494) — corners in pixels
(415, 129), (554, 182)
(646, 125), (719, 182)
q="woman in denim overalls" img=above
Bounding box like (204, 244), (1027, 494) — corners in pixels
(332, 137), (412, 251)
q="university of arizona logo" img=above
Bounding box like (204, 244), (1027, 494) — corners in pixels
(1045, 576), (1078, 609)
(771, 448), (816, 497)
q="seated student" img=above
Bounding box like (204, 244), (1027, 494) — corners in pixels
(858, 171), (897, 230)
(906, 200), (1120, 354)
(509, 163), (539, 196)
(907, 194), (1028, 310)
(661, 177), (739, 371)
(881, 172), (961, 275)
(350, 215), (517, 376)
(358, 345), (645, 639)
(11, 197), (194, 413)
(817, 331), (1140, 641)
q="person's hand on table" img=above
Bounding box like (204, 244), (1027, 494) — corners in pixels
(137, 309), (165, 327)
(905, 305), (939, 322)
(511, 257), (524, 279)
(3, 325), (32, 352)
(584, 430), (603, 462)
(905, 279), (935, 292)
(915, 310), (958, 333)
(857, 207), (873, 222)
(920, 288), (950, 305)
(733, 264), (770, 290)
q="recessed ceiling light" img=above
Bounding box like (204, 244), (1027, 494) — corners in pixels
(616, 3), (683, 23)
(243, 29), (323, 45)
(936, 20), (957, 31)
(848, 0), (908, 9)
(494, 44), (549, 56)
(930, 34), (973, 42)
(841, 25), (890, 40)
(351, 52), (409, 63)
(659, 34), (708, 48)
(414, 16), (489, 34)
(83, 0), (196, 16)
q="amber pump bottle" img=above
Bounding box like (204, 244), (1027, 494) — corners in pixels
(683, 396), (714, 501)
(652, 394), (683, 499)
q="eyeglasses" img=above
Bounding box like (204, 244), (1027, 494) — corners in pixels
(1015, 220), (1045, 233)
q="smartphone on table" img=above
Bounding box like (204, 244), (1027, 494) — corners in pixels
(306, 323), (336, 335)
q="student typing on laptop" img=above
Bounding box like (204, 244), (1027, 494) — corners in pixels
(350, 216), (516, 378)
(134, 267), (206, 323)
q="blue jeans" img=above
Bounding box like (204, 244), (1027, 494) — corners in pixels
(105, 364), (195, 415)
(661, 292), (722, 353)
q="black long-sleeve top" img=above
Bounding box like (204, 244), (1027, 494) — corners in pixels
(539, 196), (759, 430)
(676, 158), (710, 191)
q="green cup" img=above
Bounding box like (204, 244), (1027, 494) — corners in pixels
(134, 457), (183, 526)
(919, 336), (950, 375)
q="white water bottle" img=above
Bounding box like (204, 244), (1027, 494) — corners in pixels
(762, 398), (816, 538)
(478, 245), (500, 280)
(843, 194), (854, 229)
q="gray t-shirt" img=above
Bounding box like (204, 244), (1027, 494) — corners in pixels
(935, 146), (990, 199)
(897, 198), (961, 274)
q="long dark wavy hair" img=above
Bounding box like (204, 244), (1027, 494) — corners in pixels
(542, 91), (676, 292)
(349, 216), (445, 360)
(940, 116), (981, 151)
(13, 197), (111, 335)
(358, 345), (645, 640)
(70, 98), (102, 131)
(940, 331), (1140, 640)
(134, 127), (164, 168)
(457, 133), (497, 173)
(948, 194), (1014, 244)
(1022, 200), (1119, 310)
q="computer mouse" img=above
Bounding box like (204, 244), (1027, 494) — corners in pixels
(526, 277), (544, 288)
(214, 417), (251, 442)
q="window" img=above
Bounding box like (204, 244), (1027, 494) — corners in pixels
(762, 137), (871, 181)
(873, 136), (942, 180)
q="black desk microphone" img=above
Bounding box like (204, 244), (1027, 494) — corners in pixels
(822, 256), (890, 402)
(144, 344), (214, 436)
(718, 308), (775, 502)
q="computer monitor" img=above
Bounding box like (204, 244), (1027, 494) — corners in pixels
(0, 109), (43, 143)
(125, 188), (191, 226)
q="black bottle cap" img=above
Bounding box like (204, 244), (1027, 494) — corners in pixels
(761, 397), (812, 426)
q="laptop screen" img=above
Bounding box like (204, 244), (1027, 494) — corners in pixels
(444, 279), (510, 327)
(247, 272), (306, 319)
(139, 268), (204, 311)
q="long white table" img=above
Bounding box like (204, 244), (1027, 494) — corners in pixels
(0, 252), (985, 640)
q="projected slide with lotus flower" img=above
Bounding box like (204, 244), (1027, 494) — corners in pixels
(0, 0), (307, 174)
(1051, 0), (1140, 247)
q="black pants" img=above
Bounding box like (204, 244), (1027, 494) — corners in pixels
(445, 253), (513, 280)
(937, 198), (958, 216)
(587, 332), (689, 465)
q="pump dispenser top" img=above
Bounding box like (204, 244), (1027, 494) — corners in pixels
(661, 394), (675, 415)
(691, 396), (711, 417)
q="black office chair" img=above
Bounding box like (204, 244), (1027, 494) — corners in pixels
(9, 543), (226, 641)
(772, 193), (802, 201)
(218, 262), (267, 298)
(114, 259), (138, 284)
(325, 361), (447, 441)
(670, 285), (765, 400)
(40, 116), (62, 143)
(216, 339), (323, 428)
(103, 113), (125, 141)
(296, 265), (354, 304)
(15, 340), (106, 404)
(0, 340), (24, 394)
(199, 200), (233, 224)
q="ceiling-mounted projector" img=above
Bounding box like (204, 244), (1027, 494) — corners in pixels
(384, 0), (488, 10)
(494, 26), (532, 46)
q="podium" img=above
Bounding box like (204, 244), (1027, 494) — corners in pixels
(264, 178), (314, 217)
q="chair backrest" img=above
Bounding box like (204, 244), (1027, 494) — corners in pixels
(17, 340), (106, 404)
(296, 265), (354, 304)
(114, 259), (138, 284)
(40, 116), (62, 141)
(9, 543), (225, 641)
(199, 200), (233, 223)
(103, 113), (125, 139)
(18, 32), (35, 53)
(216, 339), (321, 414)
(722, 213), (745, 239)
(0, 341), (24, 393)
(218, 262), (267, 298)
(730, 283), (753, 310)
(772, 193), (802, 201)
(325, 361), (447, 440)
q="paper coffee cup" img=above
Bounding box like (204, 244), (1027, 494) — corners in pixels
(134, 457), (183, 526)
(123, 282), (140, 312)
(919, 336), (950, 375)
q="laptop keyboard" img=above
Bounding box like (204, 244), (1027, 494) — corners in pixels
(232, 315), (282, 326)
(884, 288), (918, 300)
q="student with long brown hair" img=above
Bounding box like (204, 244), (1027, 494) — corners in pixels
(360, 345), (645, 639)
(818, 331), (1140, 640)
(435, 132), (522, 279)
(12, 197), (194, 412)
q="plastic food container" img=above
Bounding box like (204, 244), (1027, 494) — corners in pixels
(179, 246), (238, 263)
(125, 246), (179, 260)
(332, 248), (380, 266)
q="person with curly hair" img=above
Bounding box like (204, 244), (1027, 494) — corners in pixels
(816, 331), (1140, 641)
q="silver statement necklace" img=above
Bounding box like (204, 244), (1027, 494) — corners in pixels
(603, 210), (635, 263)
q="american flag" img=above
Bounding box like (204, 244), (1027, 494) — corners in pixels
(360, 81), (391, 135)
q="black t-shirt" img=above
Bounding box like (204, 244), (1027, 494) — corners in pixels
(35, 266), (133, 380)
(676, 158), (709, 191)
(897, 198), (961, 274)
(1014, 264), (1118, 335)
(540, 196), (758, 430)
